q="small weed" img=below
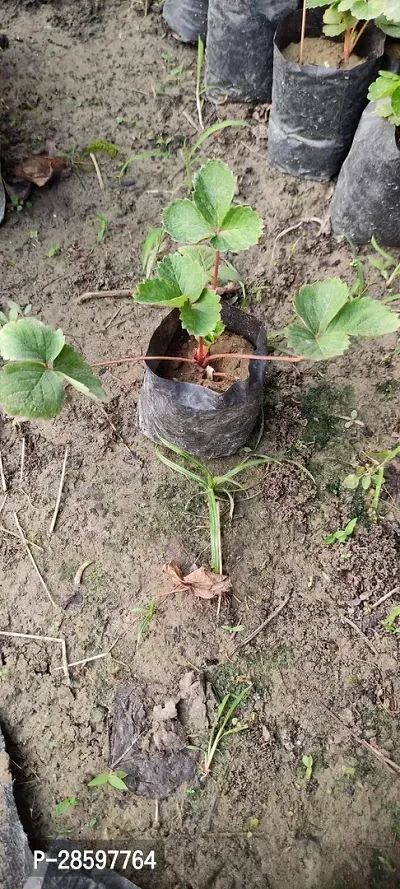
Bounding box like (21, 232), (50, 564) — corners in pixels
(88, 770), (128, 792)
(130, 598), (157, 648)
(9, 196), (32, 213)
(337, 409), (364, 429)
(382, 605), (400, 635)
(222, 625), (245, 634)
(196, 37), (205, 130)
(157, 442), (280, 574)
(56, 796), (80, 816)
(189, 685), (251, 777)
(368, 237), (400, 290)
(29, 230), (38, 239)
(118, 149), (169, 182)
(343, 446), (400, 518)
(0, 301), (31, 327)
(324, 517), (357, 545)
(96, 213), (108, 243)
(181, 120), (248, 192)
(302, 754), (313, 781)
(84, 139), (119, 158)
(47, 242), (61, 258)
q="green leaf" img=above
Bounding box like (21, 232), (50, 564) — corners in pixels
(392, 86), (400, 116)
(382, 604), (400, 634)
(324, 533), (337, 544)
(376, 17), (400, 36)
(88, 773), (109, 787)
(323, 22), (347, 35)
(56, 796), (80, 816)
(286, 325), (350, 360)
(211, 206), (263, 252)
(193, 160), (236, 228)
(134, 277), (187, 308)
(330, 296), (400, 337)
(351, 0), (385, 19)
(344, 518), (357, 535)
(180, 288), (221, 337)
(343, 474), (360, 489)
(204, 320), (225, 345)
(53, 345), (106, 401)
(163, 199), (214, 244)
(107, 773), (128, 791)
(0, 318), (65, 363)
(179, 245), (216, 276)
(47, 242), (61, 257)
(143, 226), (165, 278)
(158, 253), (208, 301)
(115, 770), (128, 779)
(0, 362), (65, 419)
(294, 279), (349, 335)
(362, 474), (372, 490)
(307, 0), (330, 7)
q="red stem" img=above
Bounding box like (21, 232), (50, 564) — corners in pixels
(92, 353), (304, 369)
(299, 0), (307, 65)
(350, 19), (368, 55)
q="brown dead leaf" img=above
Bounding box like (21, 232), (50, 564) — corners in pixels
(164, 562), (231, 600)
(14, 154), (67, 187)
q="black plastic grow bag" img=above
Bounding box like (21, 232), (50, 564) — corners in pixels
(205, 0), (300, 104)
(138, 303), (268, 458)
(163, 0), (208, 43)
(330, 102), (400, 246)
(268, 8), (384, 180)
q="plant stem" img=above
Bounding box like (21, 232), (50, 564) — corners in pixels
(195, 337), (207, 364)
(299, 0), (307, 65)
(350, 19), (368, 55)
(92, 353), (304, 369)
(208, 488), (222, 574)
(212, 250), (220, 291)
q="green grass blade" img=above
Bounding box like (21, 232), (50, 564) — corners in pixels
(158, 439), (212, 478)
(208, 487), (222, 574)
(189, 121), (249, 160)
(118, 150), (169, 181)
(156, 448), (208, 488)
(196, 37), (205, 130)
(213, 457), (278, 486)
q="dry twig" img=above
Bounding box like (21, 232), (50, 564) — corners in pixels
(369, 586), (400, 611)
(228, 593), (291, 658)
(0, 454), (7, 493)
(319, 702), (400, 778)
(89, 152), (105, 191)
(0, 630), (69, 684)
(13, 512), (57, 608)
(0, 524), (43, 551)
(77, 289), (131, 304)
(19, 437), (26, 485)
(49, 445), (69, 536)
(341, 615), (378, 658)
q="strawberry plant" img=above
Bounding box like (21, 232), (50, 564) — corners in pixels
(0, 318), (106, 419)
(306, 0), (400, 60)
(133, 159), (263, 365)
(284, 278), (400, 359)
(368, 70), (400, 125)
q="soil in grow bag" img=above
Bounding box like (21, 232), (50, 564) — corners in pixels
(205, 0), (300, 104)
(330, 102), (400, 246)
(383, 38), (400, 74)
(138, 303), (268, 459)
(161, 329), (253, 392)
(268, 8), (384, 181)
(163, 0), (208, 43)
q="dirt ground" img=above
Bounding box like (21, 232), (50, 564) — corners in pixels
(0, 2), (399, 888)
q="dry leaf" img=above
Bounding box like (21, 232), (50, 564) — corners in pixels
(14, 154), (67, 187)
(164, 562), (231, 600)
